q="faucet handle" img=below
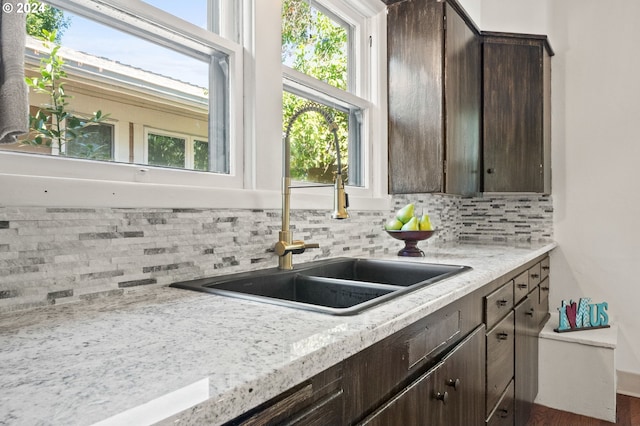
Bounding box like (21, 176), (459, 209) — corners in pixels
(275, 240), (320, 256)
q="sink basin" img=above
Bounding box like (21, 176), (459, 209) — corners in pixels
(170, 257), (470, 315)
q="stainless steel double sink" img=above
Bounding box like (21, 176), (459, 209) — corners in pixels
(170, 257), (470, 315)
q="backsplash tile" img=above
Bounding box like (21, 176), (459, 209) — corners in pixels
(458, 196), (553, 242)
(0, 194), (552, 312)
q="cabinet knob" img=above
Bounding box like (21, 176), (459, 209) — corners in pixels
(486, 168), (495, 174)
(434, 391), (449, 404)
(497, 332), (509, 340)
(498, 408), (509, 419)
(446, 378), (461, 390)
(525, 308), (535, 317)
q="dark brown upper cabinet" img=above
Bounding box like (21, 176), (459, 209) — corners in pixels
(482, 32), (553, 193)
(387, 0), (481, 195)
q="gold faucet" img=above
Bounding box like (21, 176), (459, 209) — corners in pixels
(276, 103), (349, 270)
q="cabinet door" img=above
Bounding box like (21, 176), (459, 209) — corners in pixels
(514, 295), (539, 425)
(361, 325), (485, 426)
(387, 0), (444, 193)
(440, 325), (486, 425)
(483, 40), (545, 193)
(444, 3), (481, 195)
(388, 0), (480, 195)
(360, 362), (445, 426)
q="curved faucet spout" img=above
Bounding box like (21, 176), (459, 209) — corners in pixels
(278, 102), (350, 269)
(283, 103), (343, 183)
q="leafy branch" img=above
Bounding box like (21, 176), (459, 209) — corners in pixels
(23, 29), (109, 158)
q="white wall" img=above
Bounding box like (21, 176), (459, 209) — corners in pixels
(456, 0), (482, 28)
(481, 0), (640, 388)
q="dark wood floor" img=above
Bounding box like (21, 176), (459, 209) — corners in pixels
(527, 394), (640, 426)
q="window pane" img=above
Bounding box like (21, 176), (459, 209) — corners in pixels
(142, 0), (208, 29)
(282, 0), (350, 91)
(56, 12), (210, 89)
(283, 91), (359, 186)
(194, 140), (209, 171)
(2, 2), (231, 175)
(66, 123), (114, 161)
(148, 134), (185, 168)
(142, 0), (239, 42)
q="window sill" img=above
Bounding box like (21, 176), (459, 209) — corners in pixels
(0, 171), (391, 211)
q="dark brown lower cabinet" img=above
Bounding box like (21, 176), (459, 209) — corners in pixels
(484, 255), (550, 425)
(360, 325), (485, 426)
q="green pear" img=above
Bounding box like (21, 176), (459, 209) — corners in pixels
(401, 216), (419, 231)
(396, 203), (415, 224)
(419, 214), (433, 231)
(385, 217), (404, 230)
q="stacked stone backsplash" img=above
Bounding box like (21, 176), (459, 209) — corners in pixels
(458, 195), (554, 241)
(0, 194), (552, 312)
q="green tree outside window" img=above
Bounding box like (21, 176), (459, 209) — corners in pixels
(282, 0), (351, 184)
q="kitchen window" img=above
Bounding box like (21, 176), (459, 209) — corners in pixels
(0, 0), (387, 210)
(1, 0), (243, 189)
(282, 0), (371, 188)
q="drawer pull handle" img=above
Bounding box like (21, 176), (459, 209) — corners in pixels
(531, 273), (540, 279)
(498, 408), (509, 419)
(542, 266), (550, 271)
(541, 286), (550, 291)
(517, 283), (528, 289)
(525, 309), (535, 317)
(434, 391), (449, 404)
(497, 332), (509, 340)
(497, 299), (508, 307)
(446, 378), (461, 390)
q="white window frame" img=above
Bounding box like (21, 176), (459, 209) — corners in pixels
(0, 0), (244, 202)
(0, 0), (388, 211)
(280, 0), (388, 208)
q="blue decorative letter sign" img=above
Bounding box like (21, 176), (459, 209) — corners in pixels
(555, 298), (610, 333)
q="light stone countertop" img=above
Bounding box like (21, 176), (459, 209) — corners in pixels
(0, 241), (556, 426)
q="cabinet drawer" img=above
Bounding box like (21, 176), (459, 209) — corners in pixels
(540, 256), (550, 280)
(486, 380), (515, 426)
(485, 281), (514, 330)
(513, 271), (529, 305)
(486, 310), (514, 415)
(529, 263), (542, 287)
(538, 277), (550, 327)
